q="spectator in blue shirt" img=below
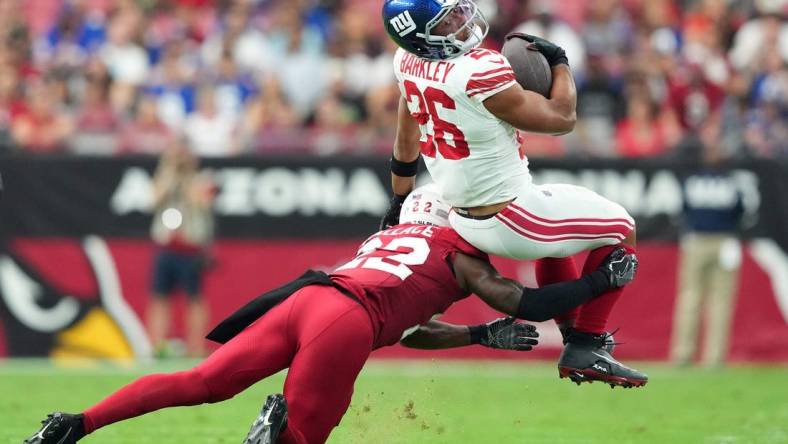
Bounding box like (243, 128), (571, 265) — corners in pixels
(671, 143), (745, 367)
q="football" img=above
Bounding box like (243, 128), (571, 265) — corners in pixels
(502, 33), (553, 97)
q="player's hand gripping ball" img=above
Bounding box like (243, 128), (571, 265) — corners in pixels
(502, 32), (568, 97)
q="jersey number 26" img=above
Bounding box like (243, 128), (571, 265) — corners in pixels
(404, 80), (470, 160)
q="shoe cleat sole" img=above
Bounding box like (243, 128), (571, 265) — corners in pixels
(558, 366), (647, 389)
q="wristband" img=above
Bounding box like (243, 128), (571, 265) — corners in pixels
(391, 156), (419, 177)
(549, 54), (569, 67)
(468, 325), (484, 344)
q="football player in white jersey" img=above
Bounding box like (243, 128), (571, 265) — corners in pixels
(381, 0), (647, 388)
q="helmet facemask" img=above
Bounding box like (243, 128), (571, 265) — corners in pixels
(422, 0), (489, 59)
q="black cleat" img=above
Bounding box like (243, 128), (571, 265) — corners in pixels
(243, 394), (288, 444)
(558, 329), (648, 388)
(24, 412), (85, 444)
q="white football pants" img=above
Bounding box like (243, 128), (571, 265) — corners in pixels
(449, 183), (634, 260)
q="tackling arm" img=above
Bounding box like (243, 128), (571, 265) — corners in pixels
(483, 65), (577, 135)
(452, 251), (630, 322)
(453, 254), (523, 315)
(400, 318), (539, 351)
(399, 320), (473, 349)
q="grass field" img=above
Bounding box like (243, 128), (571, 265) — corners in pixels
(2, 359), (787, 444)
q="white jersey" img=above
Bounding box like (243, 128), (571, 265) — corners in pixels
(393, 47), (532, 208)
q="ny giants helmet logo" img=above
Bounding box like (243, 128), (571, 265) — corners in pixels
(390, 10), (417, 37)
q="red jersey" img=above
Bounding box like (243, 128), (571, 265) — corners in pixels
(331, 224), (488, 349)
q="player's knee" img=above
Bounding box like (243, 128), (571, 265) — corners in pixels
(189, 369), (240, 403)
(204, 389), (235, 404)
(131, 371), (217, 408)
(181, 368), (233, 404)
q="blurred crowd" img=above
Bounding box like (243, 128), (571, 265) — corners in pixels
(0, 0), (785, 158)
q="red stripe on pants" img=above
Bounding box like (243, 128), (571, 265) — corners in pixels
(509, 203), (634, 228)
(499, 205), (632, 240)
(495, 213), (627, 243)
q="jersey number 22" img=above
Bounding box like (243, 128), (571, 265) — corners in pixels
(335, 236), (430, 280)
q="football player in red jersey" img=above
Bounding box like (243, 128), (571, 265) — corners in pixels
(25, 185), (636, 444)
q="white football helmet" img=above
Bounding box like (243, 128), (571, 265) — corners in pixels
(399, 183), (452, 227)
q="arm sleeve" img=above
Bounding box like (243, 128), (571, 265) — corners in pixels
(517, 271), (610, 322)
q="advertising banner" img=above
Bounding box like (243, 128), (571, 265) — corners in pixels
(1, 155), (786, 360)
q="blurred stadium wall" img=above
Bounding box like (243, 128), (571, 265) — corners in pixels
(0, 156), (786, 361)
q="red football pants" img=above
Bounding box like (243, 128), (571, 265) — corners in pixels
(82, 286), (374, 444)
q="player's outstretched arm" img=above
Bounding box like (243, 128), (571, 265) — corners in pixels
(452, 249), (637, 322)
(400, 318), (538, 351)
(483, 68), (576, 136)
(380, 97), (423, 229)
(399, 320), (474, 349)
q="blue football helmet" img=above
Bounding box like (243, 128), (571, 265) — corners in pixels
(382, 0), (489, 60)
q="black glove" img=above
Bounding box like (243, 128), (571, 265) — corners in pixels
(469, 317), (539, 351)
(379, 194), (407, 230)
(506, 32), (569, 67)
(598, 248), (638, 288)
